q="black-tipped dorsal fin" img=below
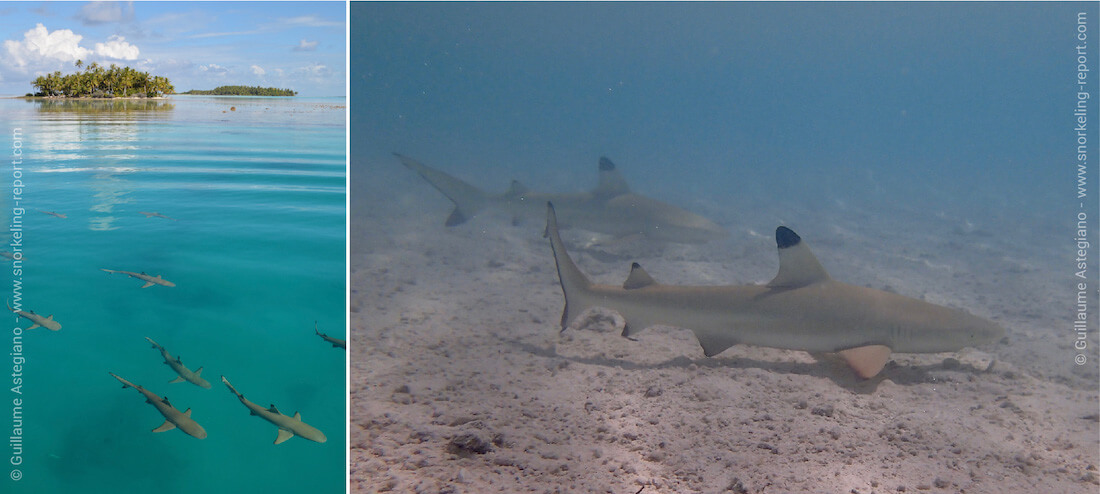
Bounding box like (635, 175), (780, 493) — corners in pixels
(623, 262), (657, 289)
(767, 226), (830, 288)
(505, 180), (529, 197)
(594, 157), (631, 198)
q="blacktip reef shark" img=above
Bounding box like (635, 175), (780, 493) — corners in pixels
(100, 268), (176, 288)
(395, 153), (726, 244)
(6, 300), (60, 331)
(314, 321), (346, 349)
(545, 203), (1004, 379)
(139, 211), (177, 221)
(108, 372), (207, 439)
(220, 376), (327, 444)
(39, 210), (66, 219)
(145, 337), (212, 389)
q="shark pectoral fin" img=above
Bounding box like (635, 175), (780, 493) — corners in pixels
(169, 376), (186, 384)
(27, 323), (40, 330)
(838, 345), (892, 378)
(696, 334), (737, 358)
(152, 420), (177, 433)
(141, 281), (154, 288)
(623, 263), (657, 289)
(767, 227), (831, 288)
(274, 429), (294, 444)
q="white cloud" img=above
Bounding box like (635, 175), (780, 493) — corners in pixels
(78, 1), (135, 25)
(4, 23), (90, 68)
(200, 63), (228, 75)
(281, 15), (342, 28)
(293, 39), (318, 52)
(250, 64), (265, 76)
(94, 35), (138, 60)
(297, 63), (330, 77)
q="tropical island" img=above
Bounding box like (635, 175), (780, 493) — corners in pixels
(27, 61), (173, 98)
(181, 85), (297, 96)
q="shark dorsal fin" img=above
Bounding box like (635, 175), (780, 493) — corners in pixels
(505, 180), (529, 197)
(594, 157), (631, 198)
(767, 226), (830, 288)
(183, 408), (192, 417)
(195, 367), (203, 376)
(268, 404), (281, 414)
(623, 262), (657, 289)
(293, 412), (302, 420)
(161, 397), (172, 407)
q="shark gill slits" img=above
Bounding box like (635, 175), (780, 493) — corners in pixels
(598, 156), (615, 171)
(775, 226), (801, 249)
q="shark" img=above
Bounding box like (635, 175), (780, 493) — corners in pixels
(39, 210), (66, 219)
(108, 372), (207, 439)
(139, 211), (178, 221)
(145, 337), (212, 389)
(100, 269), (176, 288)
(220, 376), (327, 444)
(544, 203), (1004, 378)
(7, 300), (60, 331)
(395, 153), (726, 244)
(314, 321), (346, 349)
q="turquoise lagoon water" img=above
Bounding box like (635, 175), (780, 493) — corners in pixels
(0, 96), (346, 493)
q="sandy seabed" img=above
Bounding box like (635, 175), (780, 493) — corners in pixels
(351, 172), (1099, 493)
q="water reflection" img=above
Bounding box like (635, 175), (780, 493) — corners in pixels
(88, 172), (134, 231)
(27, 98), (175, 115)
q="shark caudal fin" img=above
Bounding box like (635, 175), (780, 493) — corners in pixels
(394, 153), (488, 226)
(545, 203), (594, 331)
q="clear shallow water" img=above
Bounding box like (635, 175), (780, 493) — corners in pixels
(1, 95), (345, 493)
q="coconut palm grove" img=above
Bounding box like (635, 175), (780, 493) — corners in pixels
(29, 60), (173, 98)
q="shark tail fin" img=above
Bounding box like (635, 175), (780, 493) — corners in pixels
(220, 376), (243, 398)
(394, 153), (487, 226)
(545, 203), (594, 332)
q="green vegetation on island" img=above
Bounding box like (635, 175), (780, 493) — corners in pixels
(182, 85), (297, 96)
(28, 60), (173, 98)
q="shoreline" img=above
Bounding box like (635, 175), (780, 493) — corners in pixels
(9, 95), (170, 100)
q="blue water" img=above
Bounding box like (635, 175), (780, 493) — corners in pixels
(0, 95), (345, 493)
(353, 3), (1099, 490)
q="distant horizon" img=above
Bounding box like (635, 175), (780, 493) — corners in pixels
(0, 2), (346, 97)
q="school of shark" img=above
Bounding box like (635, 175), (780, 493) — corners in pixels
(7, 247), (341, 443)
(399, 153), (1005, 379)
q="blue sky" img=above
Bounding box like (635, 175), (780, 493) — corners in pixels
(0, 1), (345, 96)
